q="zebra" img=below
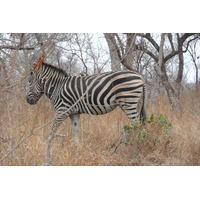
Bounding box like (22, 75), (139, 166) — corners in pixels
(26, 60), (146, 165)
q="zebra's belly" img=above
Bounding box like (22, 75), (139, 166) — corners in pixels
(77, 102), (117, 115)
(90, 104), (117, 115)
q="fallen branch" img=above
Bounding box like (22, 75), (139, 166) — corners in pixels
(109, 132), (124, 154)
(0, 119), (54, 163)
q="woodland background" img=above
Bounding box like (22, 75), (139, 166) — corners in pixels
(1, 33), (200, 166)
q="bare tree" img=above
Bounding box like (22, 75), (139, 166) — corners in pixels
(186, 39), (200, 90)
(136, 33), (198, 108)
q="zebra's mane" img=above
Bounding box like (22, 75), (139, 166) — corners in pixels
(42, 62), (68, 77)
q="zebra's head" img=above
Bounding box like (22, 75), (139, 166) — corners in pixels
(26, 70), (44, 105)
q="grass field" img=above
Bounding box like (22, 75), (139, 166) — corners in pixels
(1, 89), (200, 166)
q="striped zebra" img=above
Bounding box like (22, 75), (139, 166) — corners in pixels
(26, 60), (146, 165)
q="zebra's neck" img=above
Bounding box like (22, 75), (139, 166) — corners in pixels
(42, 72), (66, 102)
(40, 63), (67, 102)
(44, 77), (64, 101)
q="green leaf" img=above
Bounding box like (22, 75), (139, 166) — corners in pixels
(123, 125), (132, 133)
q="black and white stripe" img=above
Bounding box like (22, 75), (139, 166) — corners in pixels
(27, 62), (146, 134)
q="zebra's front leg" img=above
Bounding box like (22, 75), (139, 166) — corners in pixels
(70, 114), (80, 142)
(44, 113), (68, 166)
(44, 129), (55, 166)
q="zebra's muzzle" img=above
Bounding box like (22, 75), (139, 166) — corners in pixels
(26, 97), (38, 105)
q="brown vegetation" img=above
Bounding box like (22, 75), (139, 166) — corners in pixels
(1, 88), (200, 166)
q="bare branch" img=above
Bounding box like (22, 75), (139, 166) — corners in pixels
(164, 35), (198, 63)
(0, 45), (34, 50)
(0, 119), (54, 163)
(137, 33), (160, 52)
(167, 33), (174, 52)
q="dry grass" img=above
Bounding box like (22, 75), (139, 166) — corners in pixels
(1, 89), (200, 166)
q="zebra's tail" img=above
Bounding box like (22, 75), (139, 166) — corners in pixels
(140, 83), (147, 123)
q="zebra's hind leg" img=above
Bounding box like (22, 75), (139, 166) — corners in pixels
(70, 114), (80, 142)
(119, 103), (140, 144)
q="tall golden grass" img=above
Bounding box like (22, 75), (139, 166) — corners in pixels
(1, 89), (200, 166)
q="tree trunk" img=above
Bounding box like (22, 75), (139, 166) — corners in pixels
(104, 33), (121, 71)
(176, 35), (184, 97)
(196, 58), (200, 90)
(156, 34), (181, 110)
(121, 33), (136, 70)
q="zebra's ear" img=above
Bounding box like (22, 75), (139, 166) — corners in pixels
(29, 62), (36, 72)
(29, 62), (36, 71)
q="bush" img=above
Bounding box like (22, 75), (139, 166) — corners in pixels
(123, 113), (173, 139)
(122, 114), (174, 157)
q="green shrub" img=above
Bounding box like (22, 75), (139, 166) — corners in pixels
(123, 113), (173, 142)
